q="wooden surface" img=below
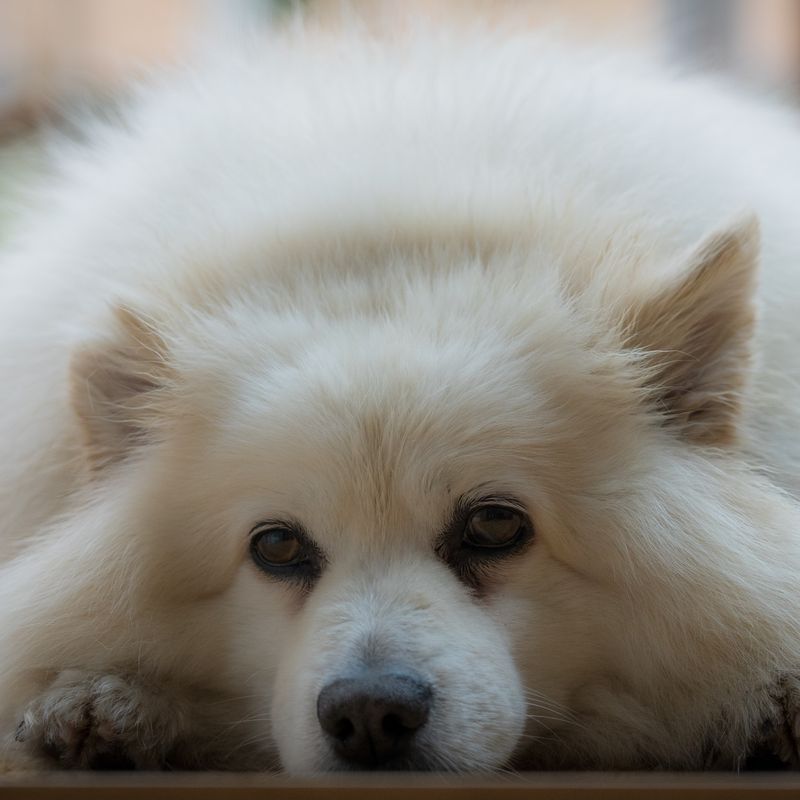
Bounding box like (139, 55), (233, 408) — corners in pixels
(2, 772), (800, 800)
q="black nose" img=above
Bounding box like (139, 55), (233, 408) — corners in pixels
(317, 670), (432, 767)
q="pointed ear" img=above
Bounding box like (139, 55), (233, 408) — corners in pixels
(70, 306), (174, 469)
(624, 216), (760, 446)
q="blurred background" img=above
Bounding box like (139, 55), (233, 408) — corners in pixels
(0, 0), (799, 227)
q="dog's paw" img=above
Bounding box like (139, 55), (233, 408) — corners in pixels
(15, 670), (190, 769)
(767, 675), (800, 767)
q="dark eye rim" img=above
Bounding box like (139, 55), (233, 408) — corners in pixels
(436, 495), (535, 584)
(249, 521), (323, 581)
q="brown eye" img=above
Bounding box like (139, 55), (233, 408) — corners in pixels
(252, 526), (302, 565)
(249, 524), (315, 580)
(464, 505), (526, 549)
(435, 497), (534, 588)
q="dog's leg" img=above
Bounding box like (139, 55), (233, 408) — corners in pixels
(15, 669), (196, 769)
(738, 674), (800, 769)
(764, 675), (800, 768)
(14, 669), (264, 770)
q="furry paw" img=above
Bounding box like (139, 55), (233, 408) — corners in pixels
(766, 674), (800, 768)
(15, 670), (190, 769)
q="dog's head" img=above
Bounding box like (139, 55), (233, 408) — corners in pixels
(69, 218), (796, 771)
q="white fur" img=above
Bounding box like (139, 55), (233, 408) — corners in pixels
(1, 24), (800, 772)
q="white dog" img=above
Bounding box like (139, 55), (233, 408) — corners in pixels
(1, 24), (800, 773)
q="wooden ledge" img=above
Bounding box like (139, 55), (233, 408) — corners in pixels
(3, 772), (800, 800)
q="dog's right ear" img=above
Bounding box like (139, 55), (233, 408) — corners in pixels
(622, 217), (759, 446)
(70, 306), (175, 470)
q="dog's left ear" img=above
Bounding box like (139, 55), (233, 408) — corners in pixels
(70, 305), (175, 470)
(625, 216), (759, 446)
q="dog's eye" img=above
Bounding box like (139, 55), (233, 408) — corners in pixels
(464, 505), (526, 549)
(436, 498), (533, 587)
(252, 526), (303, 566)
(249, 524), (319, 581)
(435, 497), (534, 590)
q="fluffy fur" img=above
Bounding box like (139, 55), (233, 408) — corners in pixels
(1, 23), (800, 772)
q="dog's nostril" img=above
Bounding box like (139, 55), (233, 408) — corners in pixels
(332, 717), (355, 741)
(317, 669), (432, 767)
(382, 712), (404, 738)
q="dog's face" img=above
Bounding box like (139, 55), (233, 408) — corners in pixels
(71, 221), (776, 771)
(202, 299), (628, 772)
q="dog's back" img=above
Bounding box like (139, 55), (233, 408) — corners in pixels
(1, 30), (799, 547)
